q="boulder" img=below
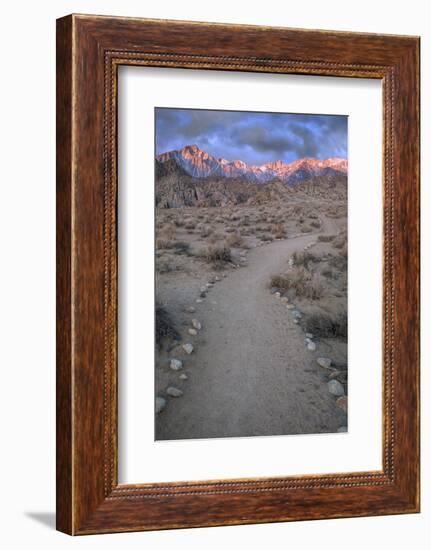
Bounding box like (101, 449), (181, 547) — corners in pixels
(166, 386), (183, 397)
(182, 343), (194, 354)
(328, 379), (345, 397)
(336, 396), (348, 413)
(192, 319), (202, 330)
(316, 357), (332, 369)
(155, 397), (166, 413)
(170, 359), (183, 371)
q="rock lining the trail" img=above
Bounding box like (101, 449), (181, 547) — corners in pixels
(317, 357), (332, 369)
(170, 359), (183, 371)
(328, 379), (345, 396)
(182, 343), (194, 354)
(167, 386), (183, 397)
(155, 397), (166, 413)
(336, 396), (348, 413)
(192, 319), (202, 330)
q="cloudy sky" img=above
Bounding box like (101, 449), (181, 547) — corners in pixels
(155, 108), (347, 165)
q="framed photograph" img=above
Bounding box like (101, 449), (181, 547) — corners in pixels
(56, 14), (420, 534)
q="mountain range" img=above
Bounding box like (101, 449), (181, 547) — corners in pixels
(156, 144), (347, 186)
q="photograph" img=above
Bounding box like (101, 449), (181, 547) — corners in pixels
(154, 107), (348, 440)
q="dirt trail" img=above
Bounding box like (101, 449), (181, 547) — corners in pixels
(157, 226), (345, 440)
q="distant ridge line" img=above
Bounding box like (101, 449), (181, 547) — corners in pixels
(156, 144), (347, 186)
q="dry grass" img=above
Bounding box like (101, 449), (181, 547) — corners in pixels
(200, 244), (232, 268)
(156, 239), (190, 254)
(318, 234), (335, 242)
(270, 274), (291, 290)
(301, 308), (347, 339)
(270, 268), (323, 300)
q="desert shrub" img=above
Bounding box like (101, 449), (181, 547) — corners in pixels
(155, 305), (179, 347)
(156, 239), (190, 254)
(318, 234), (335, 242)
(328, 245), (348, 271)
(225, 232), (244, 247)
(272, 223), (286, 238)
(174, 218), (185, 227)
(300, 225), (312, 233)
(159, 223), (176, 240)
(156, 238), (170, 250)
(184, 220), (196, 231)
(270, 274), (291, 290)
(292, 250), (320, 269)
(332, 233), (347, 249)
(302, 309), (347, 339)
(285, 267), (309, 295)
(306, 273), (324, 300)
(209, 231), (223, 244)
(199, 225), (212, 238)
(155, 258), (172, 273)
(270, 267), (307, 293)
(200, 244), (232, 268)
(261, 233), (273, 242)
(270, 268), (323, 300)
(171, 241), (190, 254)
(322, 267), (334, 278)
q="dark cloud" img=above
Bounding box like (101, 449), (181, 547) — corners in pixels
(229, 125), (304, 156)
(155, 108), (347, 164)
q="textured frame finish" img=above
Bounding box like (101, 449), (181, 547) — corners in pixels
(56, 14), (420, 535)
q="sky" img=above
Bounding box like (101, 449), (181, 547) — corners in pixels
(155, 108), (347, 165)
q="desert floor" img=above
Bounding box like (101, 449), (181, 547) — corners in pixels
(155, 198), (347, 440)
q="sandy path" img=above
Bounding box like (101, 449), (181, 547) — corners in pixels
(157, 229), (346, 440)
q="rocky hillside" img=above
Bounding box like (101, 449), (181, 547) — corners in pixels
(155, 169), (347, 208)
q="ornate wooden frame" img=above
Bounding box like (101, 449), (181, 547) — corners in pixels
(56, 14), (420, 534)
